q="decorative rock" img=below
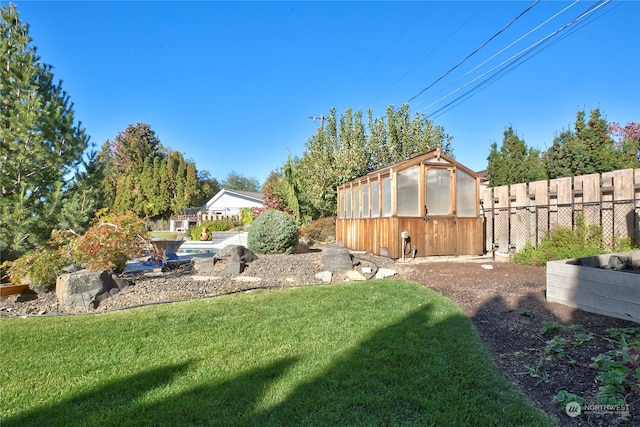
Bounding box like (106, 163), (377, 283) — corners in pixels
(345, 270), (367, 281)
(315, 271), (332, 283)
(375, 268), (397, 279)
(111, 274), (130, 291)
(215, 245), (258, 264)
(191, 275), (222, 281)
(321, 247), (353, 271)
(233, 276), (262, 283)
(56, 270), (121, 310)
(226, 261), (246, 274)
(190, 256), (216, 275)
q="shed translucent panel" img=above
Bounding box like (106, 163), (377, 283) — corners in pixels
(371, 180), (380, 218)
(456, 168), (476, 217)
(426, 168), (451, 215)
(362, 182), (369, 218)
(382, 176), (391, 217)
(397, 166), (420, 216)
(353, 185), (360, 218)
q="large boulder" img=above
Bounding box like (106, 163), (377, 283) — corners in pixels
(214, 245), (258, 274)
(56, 270), (123, 311)
(215, 245), (258, 263)
(321, 247), (354, 272)
(190, 256), (217, 275)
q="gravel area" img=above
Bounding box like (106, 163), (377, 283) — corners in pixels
(0, 247), (399, 316)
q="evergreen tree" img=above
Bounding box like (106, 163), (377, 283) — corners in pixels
(58, 147), (106, 234)
(0, 4), (89, 260)
(184, 162), (200, 207)
(486, 126), (544, 186)
(544, 109), (624, 179)
(111, 122), (163, 174)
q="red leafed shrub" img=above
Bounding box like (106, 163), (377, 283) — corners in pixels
(73, 210), (149, 273)
(252, 184), (293, 218)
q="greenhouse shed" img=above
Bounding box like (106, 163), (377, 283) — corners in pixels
(336, 149), (484, 259)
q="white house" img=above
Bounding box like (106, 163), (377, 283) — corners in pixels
(169, 188), (264, 232)
(204, 189), (264, 215)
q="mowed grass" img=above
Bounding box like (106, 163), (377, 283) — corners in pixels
(0, 280), (557, 426)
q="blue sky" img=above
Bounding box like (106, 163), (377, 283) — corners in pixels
(10, 1), (640, 184)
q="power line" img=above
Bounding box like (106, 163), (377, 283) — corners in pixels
(422, 0), (612, 119)
(365, 1), (491, 109)
(406, 0), (541, 104)
(412, 0), (581, 112)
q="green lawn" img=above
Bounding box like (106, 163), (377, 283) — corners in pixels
(0, 280), (557, 426)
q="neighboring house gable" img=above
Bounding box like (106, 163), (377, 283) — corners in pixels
(204, 189), (264, 215)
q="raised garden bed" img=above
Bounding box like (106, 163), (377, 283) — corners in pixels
(547, 250), (640, 323)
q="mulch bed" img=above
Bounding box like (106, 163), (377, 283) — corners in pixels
(401, 259), (638, 427)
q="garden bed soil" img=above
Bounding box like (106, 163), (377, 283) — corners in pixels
(1, 249), (637, 426)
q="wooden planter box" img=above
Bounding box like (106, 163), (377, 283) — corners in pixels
(546, 251), (640, 323)
(0, 284), (29, 299)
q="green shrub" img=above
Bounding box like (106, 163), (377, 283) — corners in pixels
(3, 246), (68, 290)
(247, 209), (298, 254)
(239, 208), (255, 225)
(512, 216), (608, 266)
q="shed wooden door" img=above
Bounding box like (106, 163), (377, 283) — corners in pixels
(424, 218), (457, 255)
(423, 167), (457, 255)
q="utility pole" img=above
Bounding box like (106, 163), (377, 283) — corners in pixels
(309, 115), (327, 130)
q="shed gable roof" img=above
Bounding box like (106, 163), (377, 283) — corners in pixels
(339, 148), (479, 188)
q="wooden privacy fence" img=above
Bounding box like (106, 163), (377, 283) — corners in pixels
(481, 168), (640, 253)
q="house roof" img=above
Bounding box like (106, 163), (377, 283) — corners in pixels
(204, 188), (264, 210)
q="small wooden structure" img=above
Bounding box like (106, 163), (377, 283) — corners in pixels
(547, 251), (640, 323)
(336, 149), (484, 259)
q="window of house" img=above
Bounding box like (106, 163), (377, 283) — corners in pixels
(346, 187), (352, 219)
(397, 166), (420, 216)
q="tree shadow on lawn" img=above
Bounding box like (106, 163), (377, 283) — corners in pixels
(5, 304), (553, 427)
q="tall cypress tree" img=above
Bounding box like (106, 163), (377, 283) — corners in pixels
(1, 4), (89, 260)
(486, 126), (544, 186)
